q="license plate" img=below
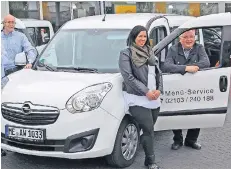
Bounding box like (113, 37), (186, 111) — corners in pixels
(5, 125), (45, 142)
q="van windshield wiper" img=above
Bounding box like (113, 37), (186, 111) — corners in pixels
(37, 62), (57, 71)
(57, 67), (98, 73)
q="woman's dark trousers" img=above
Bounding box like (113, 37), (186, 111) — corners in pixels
(129, 106), (160, 165)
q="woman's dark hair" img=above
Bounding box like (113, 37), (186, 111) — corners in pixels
(126, 25), (150, 46)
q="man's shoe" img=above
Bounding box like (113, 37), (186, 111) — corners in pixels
(171, 142), (183, 150)
(184, 142), (201, 150)
(148, 164), (161, 169)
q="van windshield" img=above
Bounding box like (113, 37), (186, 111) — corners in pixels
(37, 29), (130, 73)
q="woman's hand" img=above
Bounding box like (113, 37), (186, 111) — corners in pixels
(146, 90), (161, 100)
(146, 90), (155, 100)
(152, 90), (161, 100)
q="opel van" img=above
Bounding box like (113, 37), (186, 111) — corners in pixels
(1, 13), (230, 168)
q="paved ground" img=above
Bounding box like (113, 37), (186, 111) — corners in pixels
(2, 98), (231, 169)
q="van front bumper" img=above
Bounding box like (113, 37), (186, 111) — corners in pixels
(1, 107), (120, 159)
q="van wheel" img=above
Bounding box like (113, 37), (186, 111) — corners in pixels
(106, 118), (139, 168)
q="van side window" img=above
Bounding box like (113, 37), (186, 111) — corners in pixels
(26, 27), (50, 47)
(37, 27), (50, 46)
(161, 27), (225, 73)
(220, 26), (231, 67)
(149, 26), (167, 70)
(27, 28), (37, 46)
(149, 28), (158, 48)
(150, 27), (167, 48)
(202, 27), (222, 67)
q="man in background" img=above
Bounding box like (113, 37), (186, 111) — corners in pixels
(1, 14), (37, 76)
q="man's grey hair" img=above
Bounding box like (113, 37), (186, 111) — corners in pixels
(179, 29), (196, 38)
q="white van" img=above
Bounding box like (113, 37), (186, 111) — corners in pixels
(1, 13), (231, 168)
(20, 18), (54, 52)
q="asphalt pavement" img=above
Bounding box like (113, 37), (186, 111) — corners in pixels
(1, 98), (231, 169)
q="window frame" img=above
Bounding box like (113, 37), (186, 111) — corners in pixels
(149, 26), (168, 60)
(219, 25), (231, 68)
(202, 26), (223, 68)
(154, 26), (226, 75)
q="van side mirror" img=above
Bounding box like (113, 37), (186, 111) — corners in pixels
(14, 52), (27, 66)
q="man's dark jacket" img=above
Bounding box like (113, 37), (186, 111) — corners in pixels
(163, 42), (210, 74)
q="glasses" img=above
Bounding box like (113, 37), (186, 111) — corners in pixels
(181, 36), (195, 39)
(4, 21), (16, 25)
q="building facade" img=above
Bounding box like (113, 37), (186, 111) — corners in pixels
(1, 1), (231, 31)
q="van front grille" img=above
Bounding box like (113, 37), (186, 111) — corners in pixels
(1, 102), (60, 125)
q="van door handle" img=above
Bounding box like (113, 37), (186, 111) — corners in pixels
(219, 76), (228, 92)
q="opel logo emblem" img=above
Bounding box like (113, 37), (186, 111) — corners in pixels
(22, 103), (31, 114)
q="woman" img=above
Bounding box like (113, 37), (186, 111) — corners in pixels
(119, 25), (163, 169)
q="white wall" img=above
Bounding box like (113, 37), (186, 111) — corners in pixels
(1, 1), (9, 20)
(218, 2), (226, 13)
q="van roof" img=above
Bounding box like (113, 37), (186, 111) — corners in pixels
(180, 12), (231, 28)
(62, 13), (195, 30)
(19, 18), (52, 27)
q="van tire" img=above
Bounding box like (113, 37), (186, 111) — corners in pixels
(106, 118), (140, 168)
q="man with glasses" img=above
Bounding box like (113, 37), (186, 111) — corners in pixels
(1, 14), (37, 76)
(163, 30), (210, 150)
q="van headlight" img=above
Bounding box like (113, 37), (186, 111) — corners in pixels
(66, 82), (113, 113)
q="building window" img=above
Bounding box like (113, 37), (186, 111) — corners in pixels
(200, 3), (218, 16)
(225, 3), (231, 12)
(136, 2), (154, 13)
(108, 1), (137, 14)
(166, 3), (189, 15)
(71, 1), (100, 19)
(43, 2), (71, 31)
(9, 1), (40, 19)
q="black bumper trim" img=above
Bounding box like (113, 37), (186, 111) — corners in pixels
(64, 128), (99, 153)
(1, 128), (100, 153)
(159, 107), (227, 116)
(1, 133), (65, 152)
